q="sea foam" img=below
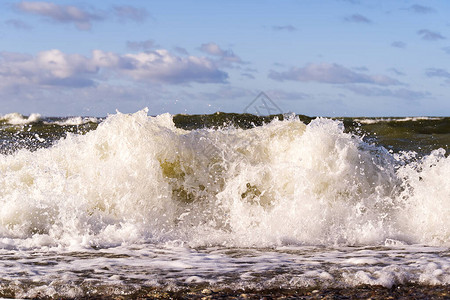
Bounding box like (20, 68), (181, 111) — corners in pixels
(0, 113), (42, 125)
(0, 109), (448, 249)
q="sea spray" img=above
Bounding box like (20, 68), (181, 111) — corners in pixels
(0, 109), (449, 250)
(396, 149), (450, 245)
(1, 109), (450, 298)
(0, 113), (42, 125)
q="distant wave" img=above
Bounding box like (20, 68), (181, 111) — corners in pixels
(50, 116), (100, 126)
(0, 112), (42, 125)
(354, 116), (444, 124)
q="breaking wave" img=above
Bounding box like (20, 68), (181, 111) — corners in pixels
(0, 109), (449, 250)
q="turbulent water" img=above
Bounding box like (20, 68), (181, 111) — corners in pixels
(0, 109), (449, 298)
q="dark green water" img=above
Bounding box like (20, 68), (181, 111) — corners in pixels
(1, 112), (449, 156)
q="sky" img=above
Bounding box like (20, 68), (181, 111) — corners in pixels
(1, 0), (450, 117)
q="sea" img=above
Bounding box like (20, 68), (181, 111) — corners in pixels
(0, 109), (449, 298)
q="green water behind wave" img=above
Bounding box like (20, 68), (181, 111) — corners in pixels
(1, 113), (449, 156)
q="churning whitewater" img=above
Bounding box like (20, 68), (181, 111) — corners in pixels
(1, 109), (449, 250)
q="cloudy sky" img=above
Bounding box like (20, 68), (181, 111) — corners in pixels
(1, 0), (450, 116)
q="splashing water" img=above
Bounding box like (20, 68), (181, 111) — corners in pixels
(1, 109), (448, 249)
(0, 109), (449, 297)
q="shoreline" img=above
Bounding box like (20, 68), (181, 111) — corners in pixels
(19, 284), (449, 299)
(123, 285), (450, 299)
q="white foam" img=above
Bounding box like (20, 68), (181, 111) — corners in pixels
(355, 117), (443, 124)
(0, 109), (448, 250)
(0, 245), (448, 297)
(395, 149), (450, 246)
(51, 116), (99, 126)
(1, 109), (449, 297)
(0, 113), (41, 125)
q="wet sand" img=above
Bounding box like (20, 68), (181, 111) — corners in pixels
(140, 285), (449, 300)
(2, 284), (448, 299)
(33, 284), (446, 299)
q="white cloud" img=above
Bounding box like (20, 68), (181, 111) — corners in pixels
(15, 2), (149, 30)
(37, 50), (97, 79)
(113, 5), (149, 23)
(200, 43), (224, 56)
(174, 47), (189, 55)
(241, 73), (255, 79)
(5, 19), (32, 30)
(127, 39), (156, 51)
(199, 43), (244, 65)
(0, 48), (228, 93)
(16, 1), (103, 30)
(391, 41), (406, 48)
(268, 63), (400, 86)
(272, 25), (297, 32)
(0, 48), (230, 115)
(344, 14), (372, 24)
(408, 4), (435, 14)
(93, 50), (228, 84)
(417, 29), (445, 41)
(426, 68), (450, 78)
(0, 49), (97, 89)
(388, 68), (405, 76)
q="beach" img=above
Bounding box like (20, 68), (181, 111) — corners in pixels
(0, 111), (449, 298)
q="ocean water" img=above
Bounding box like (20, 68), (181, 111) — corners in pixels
(0, 109), (449, 298)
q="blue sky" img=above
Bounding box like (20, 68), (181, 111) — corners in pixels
(1, 0), (450, 117)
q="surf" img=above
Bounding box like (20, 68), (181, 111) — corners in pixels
(0, 109), (449, 250)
